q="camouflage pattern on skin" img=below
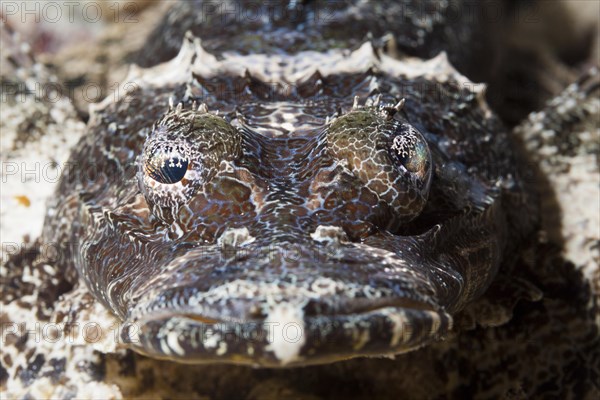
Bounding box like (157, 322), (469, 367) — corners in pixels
(42, 32), (535, 366)
(2, 2), (598, 398)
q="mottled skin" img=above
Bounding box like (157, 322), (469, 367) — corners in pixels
(3, 1), (598, 398)
(40, 2), (535, 366)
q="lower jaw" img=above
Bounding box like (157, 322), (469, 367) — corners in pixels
(123, 306), (453, 367)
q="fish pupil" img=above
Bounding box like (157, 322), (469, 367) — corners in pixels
(147, 156), (188, 184)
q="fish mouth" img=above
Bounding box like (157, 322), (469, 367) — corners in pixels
(118, 235), (461, 366)
(123, 293), (452, 367)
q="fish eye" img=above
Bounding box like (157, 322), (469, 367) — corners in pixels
(325, 102), (433, 224)
(145, 147), (189, 184)
(388, 122), (430, 182)
(137, 101), (243, 209)
(138, 136), (197, 209)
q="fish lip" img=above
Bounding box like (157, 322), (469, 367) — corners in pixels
(128, 272), (441, 327)
(128, 295), (438, 325)
(123, 304), (452, 367)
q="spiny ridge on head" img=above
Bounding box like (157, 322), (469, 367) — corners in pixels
(156, 99), (213, 130)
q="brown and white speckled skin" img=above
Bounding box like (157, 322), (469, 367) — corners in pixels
(38, 5), (535, 367)
(1, 1), (599, 398)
